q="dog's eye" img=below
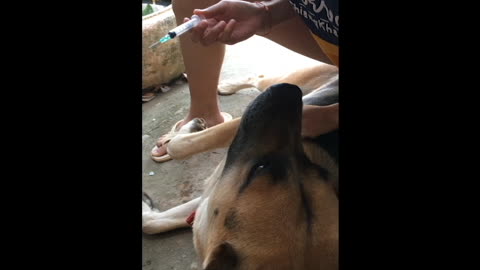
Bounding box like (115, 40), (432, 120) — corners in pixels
(252, 163), (267, 175)
(248, 162), (269, 180)
(240, 162), (269, 193)
(255, 164), (265, 171)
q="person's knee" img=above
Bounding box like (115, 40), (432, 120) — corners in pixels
(171, 0), (188, 17)
(172, 0), (219, 17)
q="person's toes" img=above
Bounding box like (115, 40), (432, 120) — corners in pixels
(156, 135), (170, 147)
(152, 144), (168, 157)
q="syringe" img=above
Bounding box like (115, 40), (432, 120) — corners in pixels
(150, 14), (206, 48)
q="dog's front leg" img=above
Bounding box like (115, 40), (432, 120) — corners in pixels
(167, 117), (241, 159)
(217, 76), (259, 95)
(142, 197), (201, 234)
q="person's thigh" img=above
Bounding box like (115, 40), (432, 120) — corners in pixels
(244, 0), (332, 64)
(173, 0), (331, 64)
(262, 14), (332, 64)
(172, 0), (220, 16)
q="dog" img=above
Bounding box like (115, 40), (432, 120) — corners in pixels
(143, 64), (338, 269)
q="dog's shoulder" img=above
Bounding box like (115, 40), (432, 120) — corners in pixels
(302, 76), (338, 106)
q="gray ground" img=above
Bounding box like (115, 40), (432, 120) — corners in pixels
(142, 35), (319, 270)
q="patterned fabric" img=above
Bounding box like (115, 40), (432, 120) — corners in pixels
(289, 0), (339, 65)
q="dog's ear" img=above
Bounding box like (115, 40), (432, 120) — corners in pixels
(203, 242), (238, 270)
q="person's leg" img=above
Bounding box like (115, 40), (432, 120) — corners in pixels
(153, 0), (225, 157)
(176, 0), (334, 127)
(175, 0), (226, 127)
(154, 2), (338, 158)
(262, 14), (334, 64)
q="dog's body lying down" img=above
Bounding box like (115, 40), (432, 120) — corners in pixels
(164, 63), (338, 161)
(143, 63), (338, 270)
(218, 63), (338, 98)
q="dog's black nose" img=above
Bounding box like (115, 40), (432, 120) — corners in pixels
(265, 83), (303, 102)
(226, 83), (304, 162)
(243, 83), (302, 125)
(241, 83), (303, 130)
(258, 83), (303, 113)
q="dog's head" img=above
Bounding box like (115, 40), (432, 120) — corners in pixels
(193, 84), (338, 270)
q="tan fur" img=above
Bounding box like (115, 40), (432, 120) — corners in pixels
(167, 117), (241, 160)
(218, 63), (338, 96)
(190, 139), (338, 270)
(168, 62), (338, 160)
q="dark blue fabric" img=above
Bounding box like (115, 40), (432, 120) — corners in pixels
(289, 0), (339, 45)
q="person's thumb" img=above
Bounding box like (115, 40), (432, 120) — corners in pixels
(193, 2), (225, 19)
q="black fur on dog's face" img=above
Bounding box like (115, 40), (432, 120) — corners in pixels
(225, 83), (305, 171)
(196, 84), (338, 270)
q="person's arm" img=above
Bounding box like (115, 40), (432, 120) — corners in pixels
(302, 103), (339, 138)
(188, 0), (297, 46)
(257, 0), (297, 33)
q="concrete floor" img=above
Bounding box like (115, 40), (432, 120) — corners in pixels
(142, 35), (319, 270)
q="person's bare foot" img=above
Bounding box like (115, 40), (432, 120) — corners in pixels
(301, 103), (339, 138)
(151, 113), (226, 157)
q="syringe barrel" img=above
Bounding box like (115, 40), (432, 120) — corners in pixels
(169, 14), (205, 38)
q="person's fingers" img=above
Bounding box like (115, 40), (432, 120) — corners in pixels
(190, 20), (209, 43)
(218, 19), (236, 44)
(156, 136), (166, 147)
(201, 20), (227, 46)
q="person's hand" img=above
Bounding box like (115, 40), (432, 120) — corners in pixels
(186, 0), (267, 46)
(301, 104), (339, 138)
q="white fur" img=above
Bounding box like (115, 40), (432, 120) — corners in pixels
(142, 197), (201, 234)
(142, 159), (226, 235)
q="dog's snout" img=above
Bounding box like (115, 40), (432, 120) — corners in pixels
(225, 84), (304, 168)
(266, 83), (303, 101)
(241, 83), (303, 129)
(258, 83), (303, 115)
